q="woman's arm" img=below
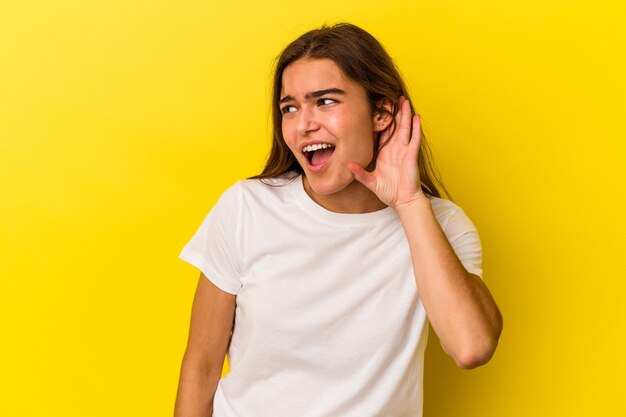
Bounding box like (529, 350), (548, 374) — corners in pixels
(348, 97), (502, 368)
(395, 196), (502, 368)
(174, 273), (237, 416)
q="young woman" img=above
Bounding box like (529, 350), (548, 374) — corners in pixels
(175, 23), (502, 417)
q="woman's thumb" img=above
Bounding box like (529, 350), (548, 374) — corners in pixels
(347, 162), (376, 191)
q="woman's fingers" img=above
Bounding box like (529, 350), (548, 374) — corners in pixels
(399, 99), (412, 146)
(410, 114), (422, 151)
(387, 97), (412, 147)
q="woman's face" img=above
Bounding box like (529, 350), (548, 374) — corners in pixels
(280, 58), (388, 199)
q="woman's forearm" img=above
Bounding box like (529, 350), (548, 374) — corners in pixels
(174, 357), (222, 417)
(396, 194), (502, 369)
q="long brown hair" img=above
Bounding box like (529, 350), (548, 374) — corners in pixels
(250, 23), (451, 200)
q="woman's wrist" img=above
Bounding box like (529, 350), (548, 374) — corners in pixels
(394, 191), (431, 217)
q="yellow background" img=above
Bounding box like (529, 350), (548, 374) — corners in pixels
(1, 0), (624, 415)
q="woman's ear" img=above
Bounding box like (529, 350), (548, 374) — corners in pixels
(373, 99), (394, 132)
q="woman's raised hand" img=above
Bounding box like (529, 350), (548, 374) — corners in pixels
(347, 97), (424, 208)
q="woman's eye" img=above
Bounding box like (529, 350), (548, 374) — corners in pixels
(281, 105), (296, 114)
(319, 98), (336, 106)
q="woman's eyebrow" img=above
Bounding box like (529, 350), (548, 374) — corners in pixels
(305, 88), (346, 99)
(279, 88), (346, 104)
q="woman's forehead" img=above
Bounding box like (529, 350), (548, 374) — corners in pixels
(280, 58), (358, 98)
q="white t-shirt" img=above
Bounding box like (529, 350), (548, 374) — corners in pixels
(179, 173), (482, 417)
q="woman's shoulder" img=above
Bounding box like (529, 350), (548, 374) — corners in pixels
(218, 172), (300, 206)
(425, 194), (471, 232)
(234, 172), (299, 193)
(426, 194), (460, 213)
(238, 171), (299, 188)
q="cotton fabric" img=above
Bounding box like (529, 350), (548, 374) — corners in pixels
(179, 173), (482, 417)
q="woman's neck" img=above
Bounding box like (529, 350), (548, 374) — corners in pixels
(302, 175), (387, 214)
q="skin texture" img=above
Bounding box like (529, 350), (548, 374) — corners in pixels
(174, 275), (236, 417)
(174, 57), (503, 416)
(280, 58), (392, 213)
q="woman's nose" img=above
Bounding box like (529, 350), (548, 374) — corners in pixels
(297, 106), (320, 136)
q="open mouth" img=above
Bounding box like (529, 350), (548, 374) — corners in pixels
(302, 143), (335, 167)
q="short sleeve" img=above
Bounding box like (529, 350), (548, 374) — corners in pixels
(179, 184), (244, 294)
(442, 207), (483, 279)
